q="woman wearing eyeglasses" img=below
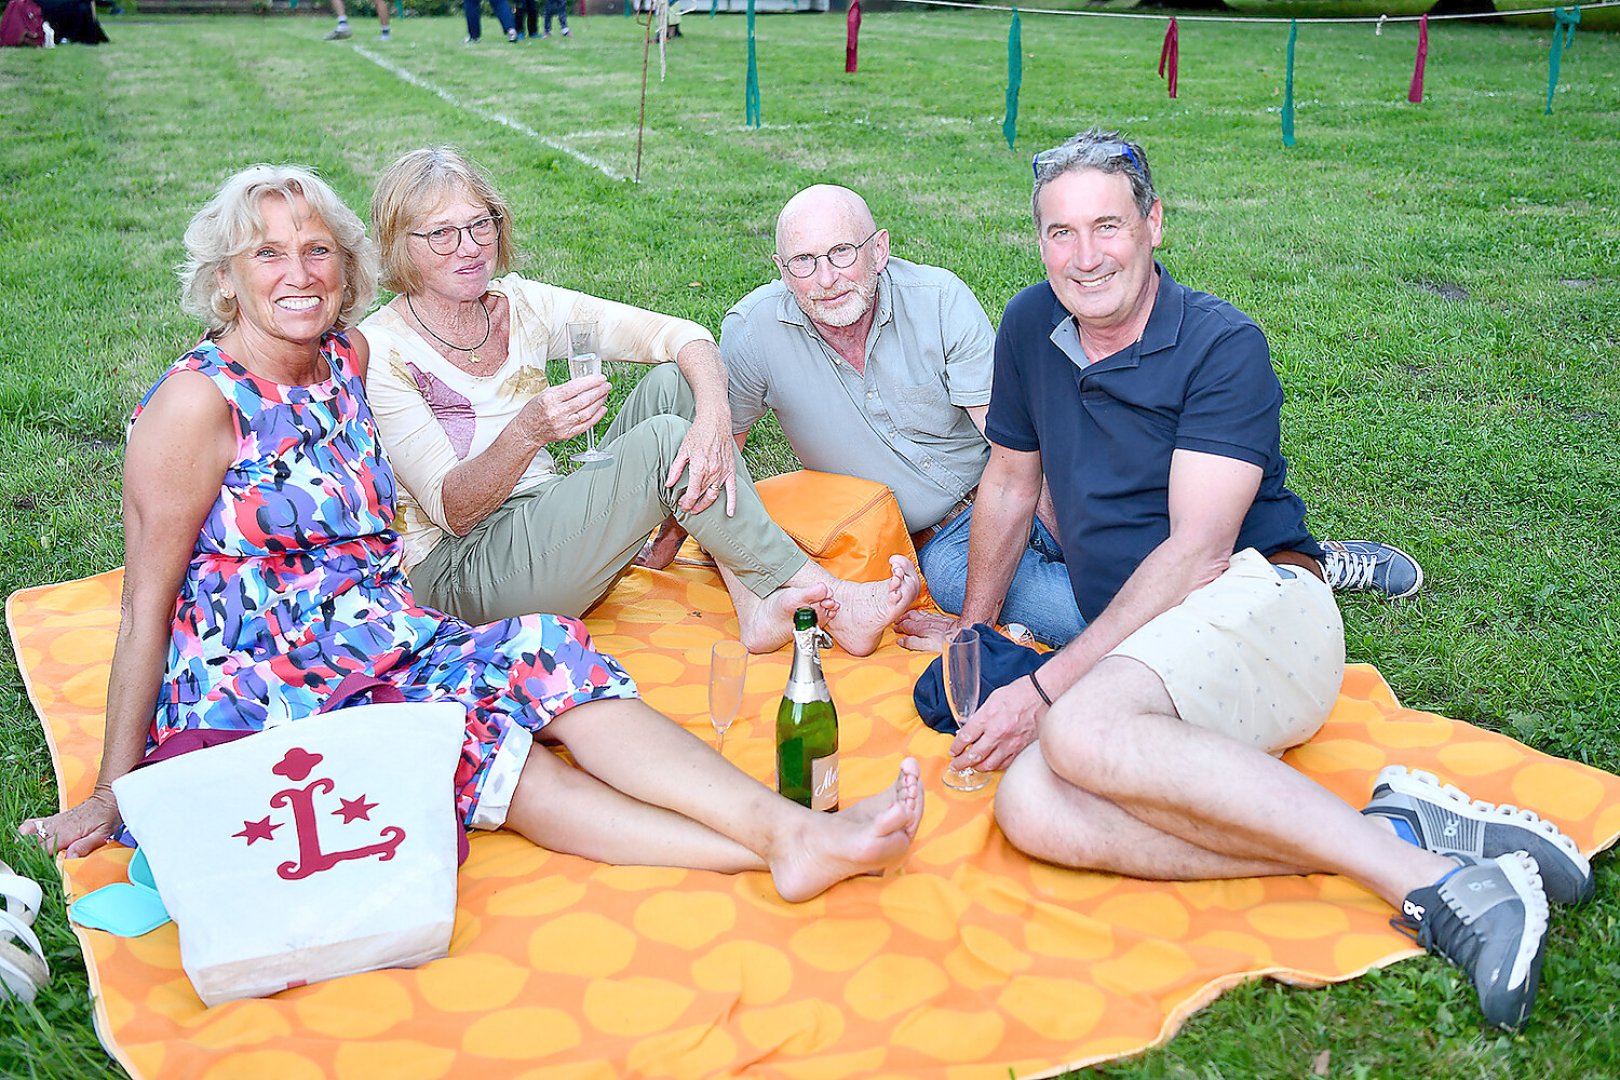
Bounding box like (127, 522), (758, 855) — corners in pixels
(360, 147), (919, 655)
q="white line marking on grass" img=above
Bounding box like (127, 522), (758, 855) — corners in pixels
(353, 47), (626, 182)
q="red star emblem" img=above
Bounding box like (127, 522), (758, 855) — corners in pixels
(333, 795), (378, 824)
(234, 817), (280, 845)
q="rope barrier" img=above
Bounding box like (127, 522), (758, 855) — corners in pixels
(887, 0), (1620, 26)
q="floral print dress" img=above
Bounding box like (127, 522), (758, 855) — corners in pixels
(136, 332), (637, 828)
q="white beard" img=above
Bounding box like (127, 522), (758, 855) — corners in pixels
(800, 273), (879, 328)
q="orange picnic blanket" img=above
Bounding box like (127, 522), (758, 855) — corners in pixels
(11, 559), (1620, 1079)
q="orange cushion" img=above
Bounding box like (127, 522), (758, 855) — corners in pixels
(754, 469), (936, 609)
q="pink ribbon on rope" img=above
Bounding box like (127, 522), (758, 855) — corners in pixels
(846, 0), (861, 74)
(1408, 14), (1429, 103)
(1159, 17), (1179, 99)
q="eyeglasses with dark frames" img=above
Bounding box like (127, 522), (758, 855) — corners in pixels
(780, 229), (880, 279)
(410, 214), (502, 256)
(1032, 142), (1143, 180)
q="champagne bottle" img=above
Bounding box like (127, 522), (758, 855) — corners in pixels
(776, 607), (839, 811)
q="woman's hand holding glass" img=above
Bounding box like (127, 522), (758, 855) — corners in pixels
(518, 373), (611, 449)
(566, 321), (612, 464)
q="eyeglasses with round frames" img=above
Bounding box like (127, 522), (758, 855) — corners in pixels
(780, 229), (880, 279)
(410, 214), (501, 256)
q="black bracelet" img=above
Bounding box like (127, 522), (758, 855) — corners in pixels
(1028, 670), (1054, 707)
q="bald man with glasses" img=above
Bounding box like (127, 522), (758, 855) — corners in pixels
(714, 184), (1087, 648)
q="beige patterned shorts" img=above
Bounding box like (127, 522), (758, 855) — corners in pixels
(1109, 547), (1345, 754)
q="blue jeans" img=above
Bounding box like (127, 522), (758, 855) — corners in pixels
(917, 504), (1086, 648)
(464, 0), (516, 39)
(543, 0), (568, 31)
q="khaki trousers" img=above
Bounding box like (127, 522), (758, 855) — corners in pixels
(412, 364), (809, 624)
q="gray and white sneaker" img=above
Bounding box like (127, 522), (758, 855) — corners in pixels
(1393, 852), (1549, 1032)
(1320, 539), (1423, 599)
(1363, 765), (1593, 905)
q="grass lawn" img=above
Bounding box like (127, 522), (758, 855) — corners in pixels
(2, 9), (1618, 1077)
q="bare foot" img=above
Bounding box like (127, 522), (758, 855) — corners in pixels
(770, 758), (924, 902)
(738, 583), (838, 654)
(894, 607), (959, 653)
(823, 556), (922, 657)
(633, 516), (688, 570)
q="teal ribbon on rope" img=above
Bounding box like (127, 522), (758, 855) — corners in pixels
(1282, 19), (1296, 147)
(1002, 9), (1021, 150)
(1545, 6), (1581, 115)
(745, 0), (761, 128)
(711, 0), (717, 16)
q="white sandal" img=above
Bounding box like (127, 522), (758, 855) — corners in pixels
(1, 862), (43, 928)
(0, 860), (50, 1004)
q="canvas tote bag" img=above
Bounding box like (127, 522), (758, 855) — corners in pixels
(112, 699), (466, 1006)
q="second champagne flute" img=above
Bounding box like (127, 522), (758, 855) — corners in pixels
(942, 626), (989, 792)
(708, 640), (749, 756)
(566, 320), (611, 464)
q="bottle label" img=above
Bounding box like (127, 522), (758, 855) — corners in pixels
(810, 754), (839, 812)
(782, 677), (828, 704)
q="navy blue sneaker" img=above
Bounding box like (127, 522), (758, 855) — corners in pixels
(1394, 852), (1549, 1032)
(1320, 539), (1424, 600)
(1363, 766), (1592, 905)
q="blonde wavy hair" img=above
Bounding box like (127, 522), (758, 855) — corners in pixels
(178, 164), (378, 335)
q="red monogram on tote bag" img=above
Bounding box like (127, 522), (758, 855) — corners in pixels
(112, 700), (467, 1007)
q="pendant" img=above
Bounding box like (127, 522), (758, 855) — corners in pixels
(469, 352), (481, 365)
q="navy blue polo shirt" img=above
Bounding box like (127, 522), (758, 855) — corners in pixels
(985, 264), (1320, 624)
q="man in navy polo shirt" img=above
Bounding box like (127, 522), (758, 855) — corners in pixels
(902, 129), (1586, 1031)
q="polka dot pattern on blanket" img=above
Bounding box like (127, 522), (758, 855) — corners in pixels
(9, 566), (1620, 1079)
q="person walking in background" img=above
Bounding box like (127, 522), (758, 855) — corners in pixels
(512, 0), (538, 39)
(325, 0), (389, 41)
(463, 0), (519, 43)
(541, 0), (569, 38)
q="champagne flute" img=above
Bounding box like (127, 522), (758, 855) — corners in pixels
(942, 627), (989, 792)
(709, 640), (749, 755)
(566, 320), (611, 463)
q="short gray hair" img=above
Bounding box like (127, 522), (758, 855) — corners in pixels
(179, 164), (377, 335)
(1031, 128), (1157, 225)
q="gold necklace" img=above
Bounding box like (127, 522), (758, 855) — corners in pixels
(407, 294), (493, 365)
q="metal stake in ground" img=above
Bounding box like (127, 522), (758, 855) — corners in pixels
(636, 2), (655, 182)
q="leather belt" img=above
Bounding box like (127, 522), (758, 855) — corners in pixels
(910, 488), (978, 551)
(1267, 548), (1325, 582)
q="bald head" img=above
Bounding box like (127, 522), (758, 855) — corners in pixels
(773, 185), (889, 332)
(775, 185), (877, 255)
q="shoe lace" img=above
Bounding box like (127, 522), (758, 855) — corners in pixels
(1390, 896), (1484, 971)
(1323, 547), (1376, 590)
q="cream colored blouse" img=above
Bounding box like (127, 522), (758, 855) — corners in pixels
(361, 273), (713, 571)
